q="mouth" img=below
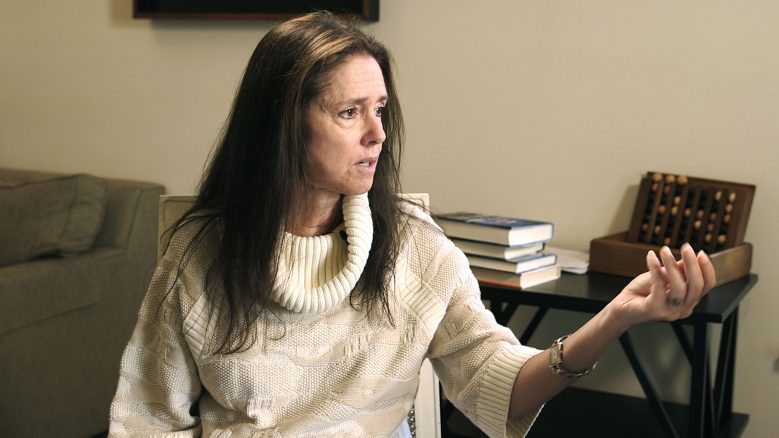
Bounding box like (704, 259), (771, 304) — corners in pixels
(356, 159), (377, 168)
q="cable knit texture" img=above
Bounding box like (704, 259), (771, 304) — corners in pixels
(271, 194), (373, 314)
(108, 194), (543, 437)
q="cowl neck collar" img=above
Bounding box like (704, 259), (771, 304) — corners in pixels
(271, 193), (373, 313)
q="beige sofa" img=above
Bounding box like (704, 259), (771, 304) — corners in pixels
(0, 168), (164, 437)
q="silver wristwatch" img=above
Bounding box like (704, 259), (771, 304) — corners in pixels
(549, 335), (597, 378)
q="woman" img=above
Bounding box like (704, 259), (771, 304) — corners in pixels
(109, 11), (715, 437)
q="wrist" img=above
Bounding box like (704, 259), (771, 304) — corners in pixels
(549, 335), (597, 378)
(601, 301), (632, 335)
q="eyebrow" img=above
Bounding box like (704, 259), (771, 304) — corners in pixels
(333, 95), (389, 107)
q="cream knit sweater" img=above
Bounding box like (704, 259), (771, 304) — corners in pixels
(109, 194), (542, 437)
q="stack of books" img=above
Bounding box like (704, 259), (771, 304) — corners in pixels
(435, 212), (561, 289)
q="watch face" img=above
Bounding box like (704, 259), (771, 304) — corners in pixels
(550, 346), (562, 364)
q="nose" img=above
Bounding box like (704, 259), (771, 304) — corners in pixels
(363, 113), (386, 146)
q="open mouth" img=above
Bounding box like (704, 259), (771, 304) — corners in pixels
(357, 159), (375, 168)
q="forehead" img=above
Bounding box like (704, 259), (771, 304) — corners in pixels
(317, 55), (387, 103)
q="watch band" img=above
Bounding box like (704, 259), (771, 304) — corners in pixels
(549, 335), (597, 378)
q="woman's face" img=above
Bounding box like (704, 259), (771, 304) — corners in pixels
(304, 54), (387, 199)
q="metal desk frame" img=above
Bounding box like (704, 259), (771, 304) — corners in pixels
(478, 272), (757, 438)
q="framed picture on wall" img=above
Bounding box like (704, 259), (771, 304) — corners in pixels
(133, 0), (380, 21)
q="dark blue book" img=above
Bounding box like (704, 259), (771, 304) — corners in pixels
(451, 238), (545, 261)
(436, 212), (555, 246)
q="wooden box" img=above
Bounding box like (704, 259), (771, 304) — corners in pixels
(589, 232), (752, 287)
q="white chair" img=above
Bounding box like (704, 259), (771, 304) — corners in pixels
(157, 194), (441, 438)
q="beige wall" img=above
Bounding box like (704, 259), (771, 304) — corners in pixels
(2, 0), (777, 435)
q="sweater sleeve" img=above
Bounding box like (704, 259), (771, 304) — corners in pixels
(427, 248), (544, 438)
(108, 245), (204, 437)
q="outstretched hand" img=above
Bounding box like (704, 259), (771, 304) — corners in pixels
(609, 243), (717, 327)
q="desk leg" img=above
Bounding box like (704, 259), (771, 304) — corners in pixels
(487, 299), (548, 345)
(671, 322), (693, 363)
(690, 320), (715, 438)
(489, 300), (519, 326)
(619, 332), (679, 438)
(714, 308), (738, 430)
(519, 308), (548, 345)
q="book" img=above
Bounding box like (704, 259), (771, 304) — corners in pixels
(436, 212), (555, 246)
(451, 238), (544, 261)
(466, 252), (557, 274)
(472, 264), (562, 289)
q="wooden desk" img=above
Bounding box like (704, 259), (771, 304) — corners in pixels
(443, 272), (757, 438)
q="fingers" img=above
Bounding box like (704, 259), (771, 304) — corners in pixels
(679, 243), (703, 306)
(698, 249), (717, 292)
(659, 246), (686, 307)
(638, 245), (716, 323)
(646, 249), (668, 307)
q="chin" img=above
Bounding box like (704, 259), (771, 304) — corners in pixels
(344, 189), (371, 197)
(343, 185), (373, 197)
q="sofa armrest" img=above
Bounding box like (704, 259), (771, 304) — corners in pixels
(94, 179), (165, 250)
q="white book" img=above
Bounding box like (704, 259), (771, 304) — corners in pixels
(451, 238), (544, 261)
(471, 264), (562, 289)
(466, 252), (557, 274)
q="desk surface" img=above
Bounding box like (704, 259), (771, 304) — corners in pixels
(479, 272), (758, 324)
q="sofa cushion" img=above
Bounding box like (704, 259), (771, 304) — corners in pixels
(0, 174), (107, 266)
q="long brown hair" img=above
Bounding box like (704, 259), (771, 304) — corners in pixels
(168, 11), (405, 353)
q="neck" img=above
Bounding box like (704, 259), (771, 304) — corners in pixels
(288, 192), (344, 237)
(271, 192), (373, 314)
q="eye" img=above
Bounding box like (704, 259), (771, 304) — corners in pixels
(339, 107), (358, 119)
(375, 106), (385, 117)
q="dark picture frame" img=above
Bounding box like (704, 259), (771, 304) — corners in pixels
(133, 0), (379, 21)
